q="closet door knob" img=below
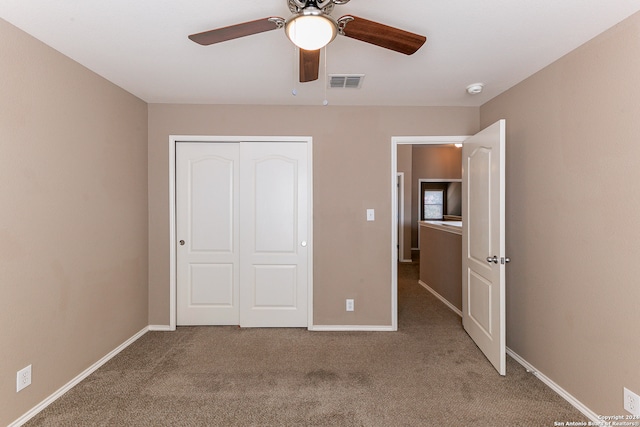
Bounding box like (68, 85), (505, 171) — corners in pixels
(301, 241), (307, 247)
(179, 240), (185, 246)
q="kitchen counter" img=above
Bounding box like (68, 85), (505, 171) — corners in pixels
(420, 220), (462, 235)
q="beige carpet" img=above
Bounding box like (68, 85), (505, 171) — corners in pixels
(26, 260), (587, 426)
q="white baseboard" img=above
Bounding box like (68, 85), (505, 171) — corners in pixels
(148, 324), (175, 331)
(10, 323), (598, 426)
(416, 277), (598, 421)
(309, 325), (395, 332)
(399, 258), (413, 263)
(418, 277), (599, 421)
(418, 280), (463, 317)
(506, 348), (599, 423)
(9, 326), (149, 427)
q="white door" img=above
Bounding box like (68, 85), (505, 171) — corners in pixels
(462, 120), (507, 375)
(239, 142), (309, 327)
(176, 143), (240, 325)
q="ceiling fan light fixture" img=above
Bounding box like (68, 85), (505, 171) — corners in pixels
(285, 8), (337, 50)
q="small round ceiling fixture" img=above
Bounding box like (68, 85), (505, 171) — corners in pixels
(466, 83), (484, 95)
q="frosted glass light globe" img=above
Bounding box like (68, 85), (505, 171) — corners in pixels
(286, 14), (337, 50)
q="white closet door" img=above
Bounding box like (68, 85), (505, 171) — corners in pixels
(176, 142), (240, 325)
(239, 142), (309, 327)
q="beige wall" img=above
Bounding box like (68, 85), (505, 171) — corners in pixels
(480, 11), (640, 415)
(0, 19), (148, 426)
(148, 105), (478, 326)
(419, 225), (462, 311)
(411, 145), (462, 247)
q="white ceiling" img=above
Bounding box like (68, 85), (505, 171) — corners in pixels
(2, 1), (639, 107)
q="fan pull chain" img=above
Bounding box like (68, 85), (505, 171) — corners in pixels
(323, 47), (329, 106)
(292, 45), (298, 96)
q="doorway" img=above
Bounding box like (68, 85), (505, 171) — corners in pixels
(390, 136), (467, 330)
(391, 120), (507, 376)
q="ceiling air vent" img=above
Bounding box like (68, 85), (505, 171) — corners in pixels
(328, 74), (365, 89)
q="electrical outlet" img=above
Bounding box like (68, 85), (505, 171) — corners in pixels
(17, 365), (32, 392)
(624, 387), (640, 416)
(346, 299), (354, 312)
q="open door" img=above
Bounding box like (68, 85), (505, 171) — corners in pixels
(462, 120), (507, 375)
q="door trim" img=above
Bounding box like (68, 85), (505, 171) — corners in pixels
(397, 172), (410, 262)
(390, 136), (469, 331)
(169, 135), (313, 330)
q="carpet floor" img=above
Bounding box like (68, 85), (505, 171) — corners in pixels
(26, 260), (587, 426)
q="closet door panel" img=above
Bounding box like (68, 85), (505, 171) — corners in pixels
(240, 142), (309, 327)
(176, 142), (240, 325)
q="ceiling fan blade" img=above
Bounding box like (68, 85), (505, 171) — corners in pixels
(189, 18), (281, 46)
(339, 15), (426, 55)
(299, 49), (320, 82)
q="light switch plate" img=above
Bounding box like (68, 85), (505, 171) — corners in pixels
(366, 209), (375, 221)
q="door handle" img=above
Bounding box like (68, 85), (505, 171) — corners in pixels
(179, 240), (185, 246)
(486, 255), (498, 264)
(301, 241), (307, 247)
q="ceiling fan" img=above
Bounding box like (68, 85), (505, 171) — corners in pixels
(188, 0), (427, 83)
